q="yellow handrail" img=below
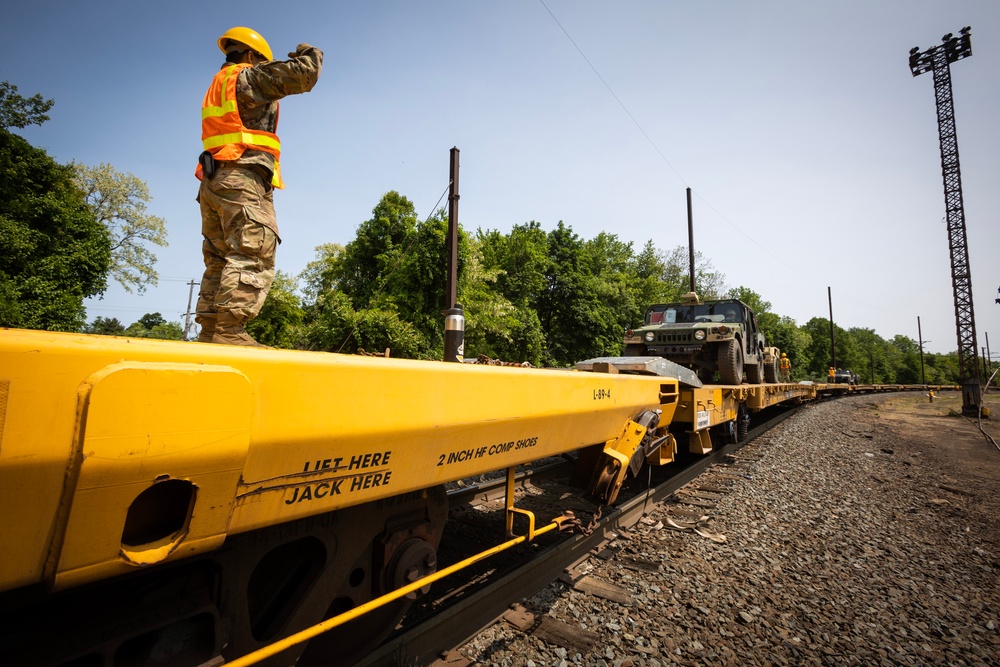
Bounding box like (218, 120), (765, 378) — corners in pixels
(226, 517), (561, 667)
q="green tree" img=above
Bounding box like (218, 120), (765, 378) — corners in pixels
(73, 162), (168, 294)
(479, 222), (549, 308)
(299, 242), (345, 302)
(888, 335), (922, 384)
(798, 318), (863, 380)
(660, 245), (727, 301)
(628, 240), (670, 308)
(534, 222), (629, 365)
(333, 191), (419, 311)
(246, 271), (305, 348)
(847, 327), (886, 384)
(0, 82), (53, 130)
(800, 318), (835, 379)
(138, 312), (166, 329)
(455, 235), (532, 363)
(317, 192), (473, 359)
(923, 352), (960, 386)
(304, 291), (423, 357)
(147, 322), (184, 340)
(86, 316), (126, 335)
(0, 128), (110, 331)
(473, 223), (551, 364)
(388, 210), (461, 353)
(725, 286), (807, 377)
(123, 312), (183, 340)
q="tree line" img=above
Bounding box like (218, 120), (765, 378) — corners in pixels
(0, 83), (976, 385)
(245, 190), (966, 385)
(0, 83), (166, 332)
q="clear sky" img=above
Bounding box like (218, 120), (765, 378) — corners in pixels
(2, 1), (998, 358)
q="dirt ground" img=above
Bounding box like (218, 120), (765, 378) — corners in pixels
(875, 390), (1000, 477)
(872, 389), (1000, 552)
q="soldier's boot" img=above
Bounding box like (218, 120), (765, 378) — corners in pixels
(196, 316), (217, 343)
(212, 310), (269, 348)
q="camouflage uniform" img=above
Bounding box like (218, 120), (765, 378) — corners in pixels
(198, 166), (279, 324)
(196, 44), (323, 340)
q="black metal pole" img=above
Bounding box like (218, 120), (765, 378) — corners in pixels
(183, 279), (197, 341)
(444, 147), (464, 363)
(918, 316), (926, 385)
(446, 148), (460, 310)
(909, 28), (980, 416)
(987, 332), (993, 384)
(828, 287), (836, 371)
(686, 188), (695, 294)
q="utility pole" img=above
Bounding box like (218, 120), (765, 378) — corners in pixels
(182, 280), (199, 341)
(443, 147), (464, 363)
(686, 188), (695, 294)
(909, 27), (981, 416)
(918, 316), (926, 385)
(828, 287), (836, 371)
(987, 332), (993, 386)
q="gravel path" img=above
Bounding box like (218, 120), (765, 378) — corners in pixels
(456, 395), (1000, 667)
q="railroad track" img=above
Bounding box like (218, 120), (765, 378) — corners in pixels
(356, 403), (801, 666)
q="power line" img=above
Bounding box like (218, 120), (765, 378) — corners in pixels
(537, 1), (812, 276)
(537, 0), (687, 188)
(537, 1), (929, 329)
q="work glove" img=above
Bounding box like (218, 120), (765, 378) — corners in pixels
(288, 44), (315, 58)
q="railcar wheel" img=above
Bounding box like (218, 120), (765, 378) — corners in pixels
(0, 487), (449, 667)
(295, 487), (448, 666)
(717, 340), (743, 385)
(736, 405), (750, 442)
(764, 358), (778, 383)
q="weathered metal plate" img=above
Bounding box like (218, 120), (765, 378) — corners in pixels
(576, 356), (702, 388)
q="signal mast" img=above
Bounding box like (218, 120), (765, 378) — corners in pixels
(908, 27), (981, 417)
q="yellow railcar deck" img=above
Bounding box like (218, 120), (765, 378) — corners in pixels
(0, 329), (677, 593)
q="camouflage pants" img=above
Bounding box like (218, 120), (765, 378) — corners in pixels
(195, 165), (280, 326)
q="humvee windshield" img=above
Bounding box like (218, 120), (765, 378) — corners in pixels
(644, 301), (743, 325)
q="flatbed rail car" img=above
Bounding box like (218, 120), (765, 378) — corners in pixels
(666, 381), (949, 454)
(0, 329), (682, 667)
(579, 357), (948, 457)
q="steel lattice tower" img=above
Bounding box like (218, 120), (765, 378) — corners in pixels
(909, 27), (981, 416)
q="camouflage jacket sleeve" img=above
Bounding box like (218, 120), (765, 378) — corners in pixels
(236, 44), (323, 112)
(229, 45), (323, 175)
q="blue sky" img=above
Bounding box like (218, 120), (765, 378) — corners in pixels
(2, 1), (998, 358)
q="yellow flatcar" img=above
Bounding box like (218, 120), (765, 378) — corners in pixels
(0, 329), (678, 666)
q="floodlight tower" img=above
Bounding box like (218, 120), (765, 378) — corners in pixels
(909, 27), (981, 416)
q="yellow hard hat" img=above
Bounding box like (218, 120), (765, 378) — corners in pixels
(218, 26), (273, 61)
(781, 353), (787, 357)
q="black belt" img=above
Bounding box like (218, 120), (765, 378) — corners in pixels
(202, 154), (272, 185)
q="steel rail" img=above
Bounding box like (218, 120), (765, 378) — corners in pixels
(356, 403), (802, 666)
(356, 454), (721, 664)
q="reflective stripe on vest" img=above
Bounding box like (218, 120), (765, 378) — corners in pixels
(197, 64), (284, 188)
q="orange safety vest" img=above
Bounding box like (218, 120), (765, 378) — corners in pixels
(196, 63), (284, 189)
(779, 357), (790, 369)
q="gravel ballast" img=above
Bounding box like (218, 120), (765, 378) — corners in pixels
(457, 394), (1000, 667)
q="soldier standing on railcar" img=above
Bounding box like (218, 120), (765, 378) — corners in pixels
(195, 27), (323, 346)
(779, 352), (791, 382)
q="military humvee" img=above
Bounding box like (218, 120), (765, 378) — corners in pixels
(623, 292), (768, 385)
